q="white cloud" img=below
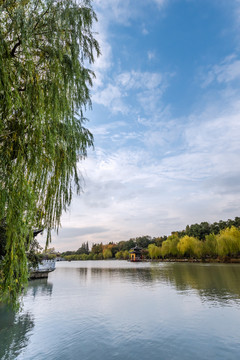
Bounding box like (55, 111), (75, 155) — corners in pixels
(89, 121), (127, 137)
(91, 0), (171, 114)
(52, 92), (240, 251)
(94, 0), (137, 26)
(142, 25), (149, 35)
(94, 0), (168, 25)
(45, 0), (240, 252)
(202, 55), (240, 87)
(92, 84), (126, 112)
(91, 16), (112, 89)
(137, 106), (172, 128)
(232, 0), (240, 30)
(148, 51), (155, 60)
(93, 70), (170, 116)
(117, 71), (164, 90)
(152, 0), (167, 9)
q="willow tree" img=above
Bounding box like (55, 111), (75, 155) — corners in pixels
(0, 0), (100, 304)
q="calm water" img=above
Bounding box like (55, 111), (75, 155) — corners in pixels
(1, 261), (240, 360)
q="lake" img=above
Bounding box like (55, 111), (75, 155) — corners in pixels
(1, 261), (240, 360)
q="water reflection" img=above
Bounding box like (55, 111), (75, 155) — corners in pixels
(0, 279), (53, 360)
(0, 308), (34, 360)
(76, 263), (240, 305)
(89, 267), (154, 284)
(28, 278), (53, 299)
(161, 263), (240, 305)
(1, 263), (240, 360)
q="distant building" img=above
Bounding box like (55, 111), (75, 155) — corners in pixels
(129, 246), (143, 262)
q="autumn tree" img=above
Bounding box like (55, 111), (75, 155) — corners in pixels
(148, 244), (161, 259)
(161, 233), (179, 258)
(0, 0), (100, 304)
(203, 234), (217, 258)
(177, 236), (203, 258)
(91, 243), (103, 255)
(103, 248), (112, 259)
(216, 227), (240, 257)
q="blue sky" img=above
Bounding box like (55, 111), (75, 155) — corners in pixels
(46, 0), (240, 251)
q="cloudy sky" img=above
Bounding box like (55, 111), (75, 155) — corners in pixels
(44, 0), (240, 251)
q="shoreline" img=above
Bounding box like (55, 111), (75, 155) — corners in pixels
(63, 257), (240, 264)
(145, 258), (240, 263)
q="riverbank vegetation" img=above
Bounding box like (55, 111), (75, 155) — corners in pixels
(60, 217), (240, 262)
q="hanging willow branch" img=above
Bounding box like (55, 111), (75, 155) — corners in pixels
(0, 0), (100, 305)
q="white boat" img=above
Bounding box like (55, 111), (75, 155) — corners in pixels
(30, 259), (56, 279)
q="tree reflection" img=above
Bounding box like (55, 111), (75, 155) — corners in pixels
(77, 263), (240, 305)
(158, 263), (240, 305)
(28, 278), (53, 298)
(0, 279), (53, 359)
(79, 267), (155, 285)
(0, 308), (34, 360)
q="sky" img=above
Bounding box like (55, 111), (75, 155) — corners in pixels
(41, 0), (240, 251)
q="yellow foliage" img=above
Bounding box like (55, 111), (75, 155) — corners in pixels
(177, 236), (203, 258)
(103, 248), (112, 259)
(162, 234), (179, 258)
(216, 226), (240, 257)
(148, 244), (161, 259)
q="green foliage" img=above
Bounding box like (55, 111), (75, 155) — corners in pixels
(108, 244), (119, 257)
(26, 237), (43, 269)
(161, 234), (179, 258)
(203, 234), (217, 257)
(185, 222), (211, 240)
(91, 243), (103, 255)
(84, 253), (91, 260)
(39, 253), (56, 260)
(153, 236), (167, 247)
(93, 253), (103, 260)
(135, 235), (152, 248)
(42, 247), (55, 255)
(76, 242), (89, 255)
(115, 251), (122, 260)
(179, 217), (240, 239)
(216, 227), (240, 257)
(0, 0), (99, 304)
(177, 236), (203, 258)
(148, 244), (161, 259)
(0, 218), (7, 258)
(123, 250), (130, 260)
(115, 250), (124, 259)
(115, 250), (130, 260)
(61, 250), (76, 257)
(58, 220), (240, 265)
(118, 239), (136, 251)
(103, 248), (112, 259)
(64, 255), (76, 261)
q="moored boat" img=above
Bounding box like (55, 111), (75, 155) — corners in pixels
(30, 259), (56, 279)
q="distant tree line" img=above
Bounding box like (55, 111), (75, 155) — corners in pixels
(176, 217), (240, 240)
(148, 227), (240, 260)
(62, 236), (155, 261)
(60, 217), (240, 261)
